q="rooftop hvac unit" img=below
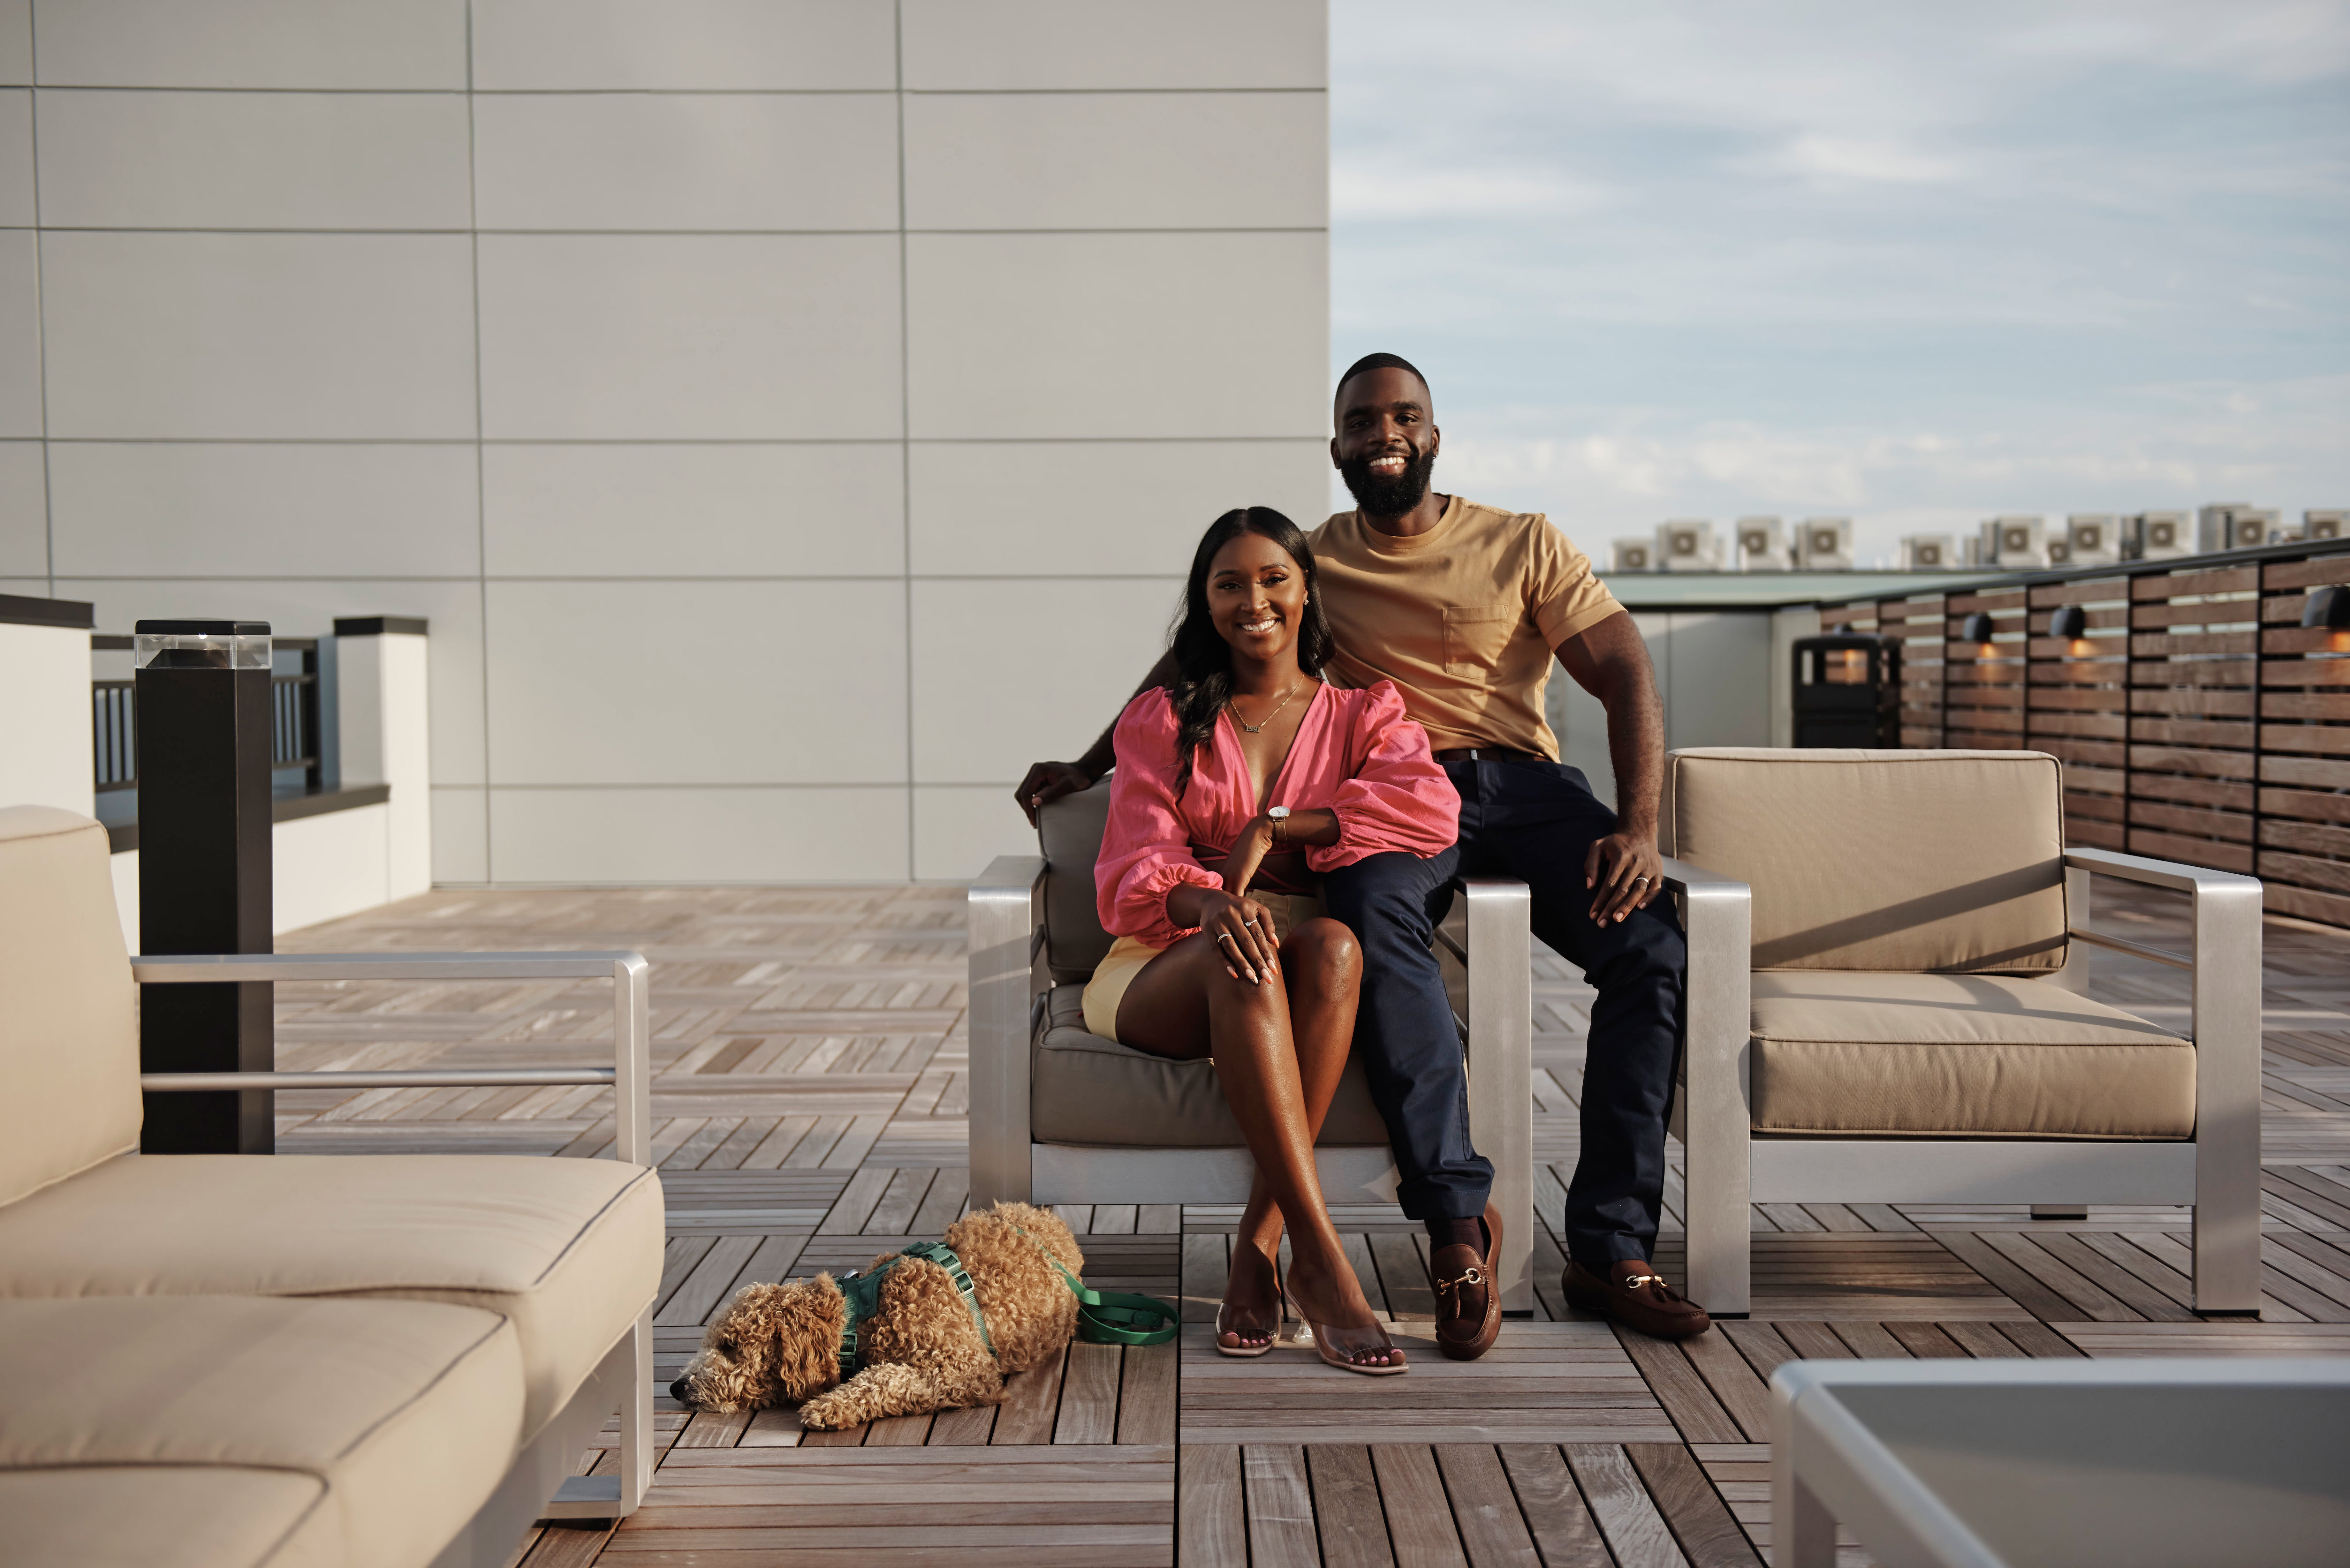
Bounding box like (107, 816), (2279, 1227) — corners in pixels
(1962, 534), (1985, 567)
(1795, 517), (1853, 570)
(2130, 511), (2192, 560)
(1900, 534), (1957, 570)
(1988, 515), (2047, 568)
(2066, 514), (2121, 568)
(2198, 503), (2266, 553)
(1611, 538), (1654, 572)
(1734, 516), (1788, 571)
(2046, 537), (2073, 566)
(1656, 519), (1722, 571)
(2308, 510), (2346, 542)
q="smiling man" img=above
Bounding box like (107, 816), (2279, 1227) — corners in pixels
(1019, 353), (1709, 1345)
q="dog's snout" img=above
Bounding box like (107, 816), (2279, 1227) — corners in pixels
(668, 1377), (692, 1402)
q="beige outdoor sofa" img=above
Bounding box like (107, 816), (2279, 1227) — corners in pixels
(1659, 749), (2263, 1316)
(0, 805), (664, 1568)
(968, 778), (1537, 1312)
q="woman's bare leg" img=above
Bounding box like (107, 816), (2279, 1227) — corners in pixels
(1228, 918), (1364, 1329)
(1118, 926), (1395, 1366)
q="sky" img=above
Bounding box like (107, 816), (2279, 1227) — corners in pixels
(1328, 0), (2350, 564)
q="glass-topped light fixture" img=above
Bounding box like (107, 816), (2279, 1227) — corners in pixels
(135, 620), (271, 670)
(1960, 611), (1996, 650)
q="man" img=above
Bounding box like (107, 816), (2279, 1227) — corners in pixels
(1018, 353), (1710, 1343)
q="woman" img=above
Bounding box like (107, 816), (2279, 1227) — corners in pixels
(1087, 507), (1459, 1374)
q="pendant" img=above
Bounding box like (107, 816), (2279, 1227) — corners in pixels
(1237, 720), (1262, 734)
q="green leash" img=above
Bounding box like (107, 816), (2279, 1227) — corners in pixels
(1013, 1226), (1181, 1347)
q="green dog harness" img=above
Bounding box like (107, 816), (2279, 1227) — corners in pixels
(836, 1241), (989, 1377)
(833, 1233), (1179, 1377)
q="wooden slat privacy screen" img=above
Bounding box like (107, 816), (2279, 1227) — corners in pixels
(1820, 541), (2350, 930)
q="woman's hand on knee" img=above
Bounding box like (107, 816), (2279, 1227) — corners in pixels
(1190, 888), (1279, 984)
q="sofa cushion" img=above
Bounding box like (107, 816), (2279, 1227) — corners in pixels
(0, 1468), (331, 1568)
(1662, 749), (2069, 974)
(1031, 983), (1390, 1148)
(0, 1154), (661, 1436)
(0, 807), (140, 1207)
(0, 1295), (522, 1568)
(1037, 778), (1118, 984)
(1749, 970), (2195, 1138)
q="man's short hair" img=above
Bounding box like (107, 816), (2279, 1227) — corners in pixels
(1336, 352), (1430, 404)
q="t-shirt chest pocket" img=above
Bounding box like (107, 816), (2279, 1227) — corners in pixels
(1442, 604), (1520, 676)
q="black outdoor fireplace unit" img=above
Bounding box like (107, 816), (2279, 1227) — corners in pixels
(1792, 634), (1900, 749)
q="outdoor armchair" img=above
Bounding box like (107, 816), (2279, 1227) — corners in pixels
(968, 778), (1537, 1313)
(1662, 749), (2261, 1317)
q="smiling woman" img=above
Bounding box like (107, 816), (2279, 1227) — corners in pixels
(1081, 506), (1459, 1376)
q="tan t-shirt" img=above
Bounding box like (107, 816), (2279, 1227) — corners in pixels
(1308, 496), (1622, 759)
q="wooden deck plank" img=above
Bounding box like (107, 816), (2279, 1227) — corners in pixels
(1372, 1445), (1471, 1568)
(1052, 1341), (1121, 1445)
(1678, 1328), (1773, 1441)
(1613, 1328), (1743, 1443)
(1308, 1445), (1398, 1568)
(1497, 1444), (1613, 1568)
(1565, 1445), (1691, 1568)
(1244, 1444), (1321, 1568)
(1180, 1445), (1248, 1568)
(1116, 1342), (1178, 1447)
(1626, 1443), (1764, 1568)
(989, 1344), (1066, 1445)
(1435, 1444), (1544, 1567)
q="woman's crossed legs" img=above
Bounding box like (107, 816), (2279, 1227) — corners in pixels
(1115, 915), (1401, 1369)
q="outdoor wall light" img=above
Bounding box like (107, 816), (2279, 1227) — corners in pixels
(2047, 604), (2088, 640)
(2306, 584), (2350, 652)
(1960, 612), (1996, 644)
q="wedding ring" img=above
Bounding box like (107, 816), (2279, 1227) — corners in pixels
(1633, 876), (1650, 885)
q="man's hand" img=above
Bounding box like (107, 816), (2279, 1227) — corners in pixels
(1584, 831), (1662, 925)
(1014, 762), (1094, 826)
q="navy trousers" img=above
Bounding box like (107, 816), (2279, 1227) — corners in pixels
(1321, 757), (1687, 1270)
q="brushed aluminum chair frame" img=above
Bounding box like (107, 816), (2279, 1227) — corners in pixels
(136, 950), (656, 1547)
(1672, 848), (2264, 1317)
(969, 855), (1537, 1315)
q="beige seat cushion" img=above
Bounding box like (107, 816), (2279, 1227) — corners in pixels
(0, 1295), (523, 1568)
(1032, 984), (1390, 1148)
(1750, 971), (2195, 1138)
(0, 1154), (661, 1436)
(1663, 749), (2069, 974)
(0, 1468), (331, 1568)
(0, 807), (140, 1207)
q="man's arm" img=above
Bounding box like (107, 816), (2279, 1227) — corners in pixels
(1013, 647), (1181, 825)
(1554, 610), (1665, 924)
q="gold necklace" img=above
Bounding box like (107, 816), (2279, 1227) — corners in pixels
(1230, 683), (1303, 735)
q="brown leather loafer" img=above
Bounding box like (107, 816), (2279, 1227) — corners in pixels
(1429, 1202), (1503, 1361)
(1562, 1259), (1712, 1340)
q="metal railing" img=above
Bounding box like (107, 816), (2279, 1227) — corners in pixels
(1819, 537), (2350, 930)
(91, 636), (325, 795)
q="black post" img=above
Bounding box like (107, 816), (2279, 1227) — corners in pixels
(136, 619), (274, 1154)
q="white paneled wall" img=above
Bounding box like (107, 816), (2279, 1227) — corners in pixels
(8, 0), (1329, 885)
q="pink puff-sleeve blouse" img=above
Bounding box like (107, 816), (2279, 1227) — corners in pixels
(1094, 679), (1460, 949)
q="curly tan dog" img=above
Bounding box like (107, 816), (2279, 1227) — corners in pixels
(669, 1201), (1085, 1430)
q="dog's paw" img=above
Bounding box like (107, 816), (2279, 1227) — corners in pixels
(797, 1388), (856, 1431)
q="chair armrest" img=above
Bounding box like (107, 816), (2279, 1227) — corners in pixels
(968, 855), (1046, 1207)
(1661, 856), (1755, 1313)
(134, 951), (653, 1163)
(2061, 846), (2262, 1302)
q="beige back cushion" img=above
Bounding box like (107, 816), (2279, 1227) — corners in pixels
(0, 807), (141, 1204)
(1662, 749), (2067, 973)
(1036, 779), (1116, 983)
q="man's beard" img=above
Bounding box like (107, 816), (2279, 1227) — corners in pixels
(1338, 446), (1436, 516)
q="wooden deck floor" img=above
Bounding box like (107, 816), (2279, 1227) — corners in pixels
(268, 880), (2350, 1567)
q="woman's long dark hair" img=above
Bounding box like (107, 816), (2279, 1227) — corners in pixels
(1166, 507), (1335, 799)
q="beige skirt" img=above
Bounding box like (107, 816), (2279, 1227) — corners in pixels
(1080, 888), (1328, 1044)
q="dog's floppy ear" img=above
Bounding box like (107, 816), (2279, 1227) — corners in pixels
(769, 1275), (852, 1402)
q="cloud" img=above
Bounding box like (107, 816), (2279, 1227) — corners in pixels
(1329, 0), (2350, 547)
